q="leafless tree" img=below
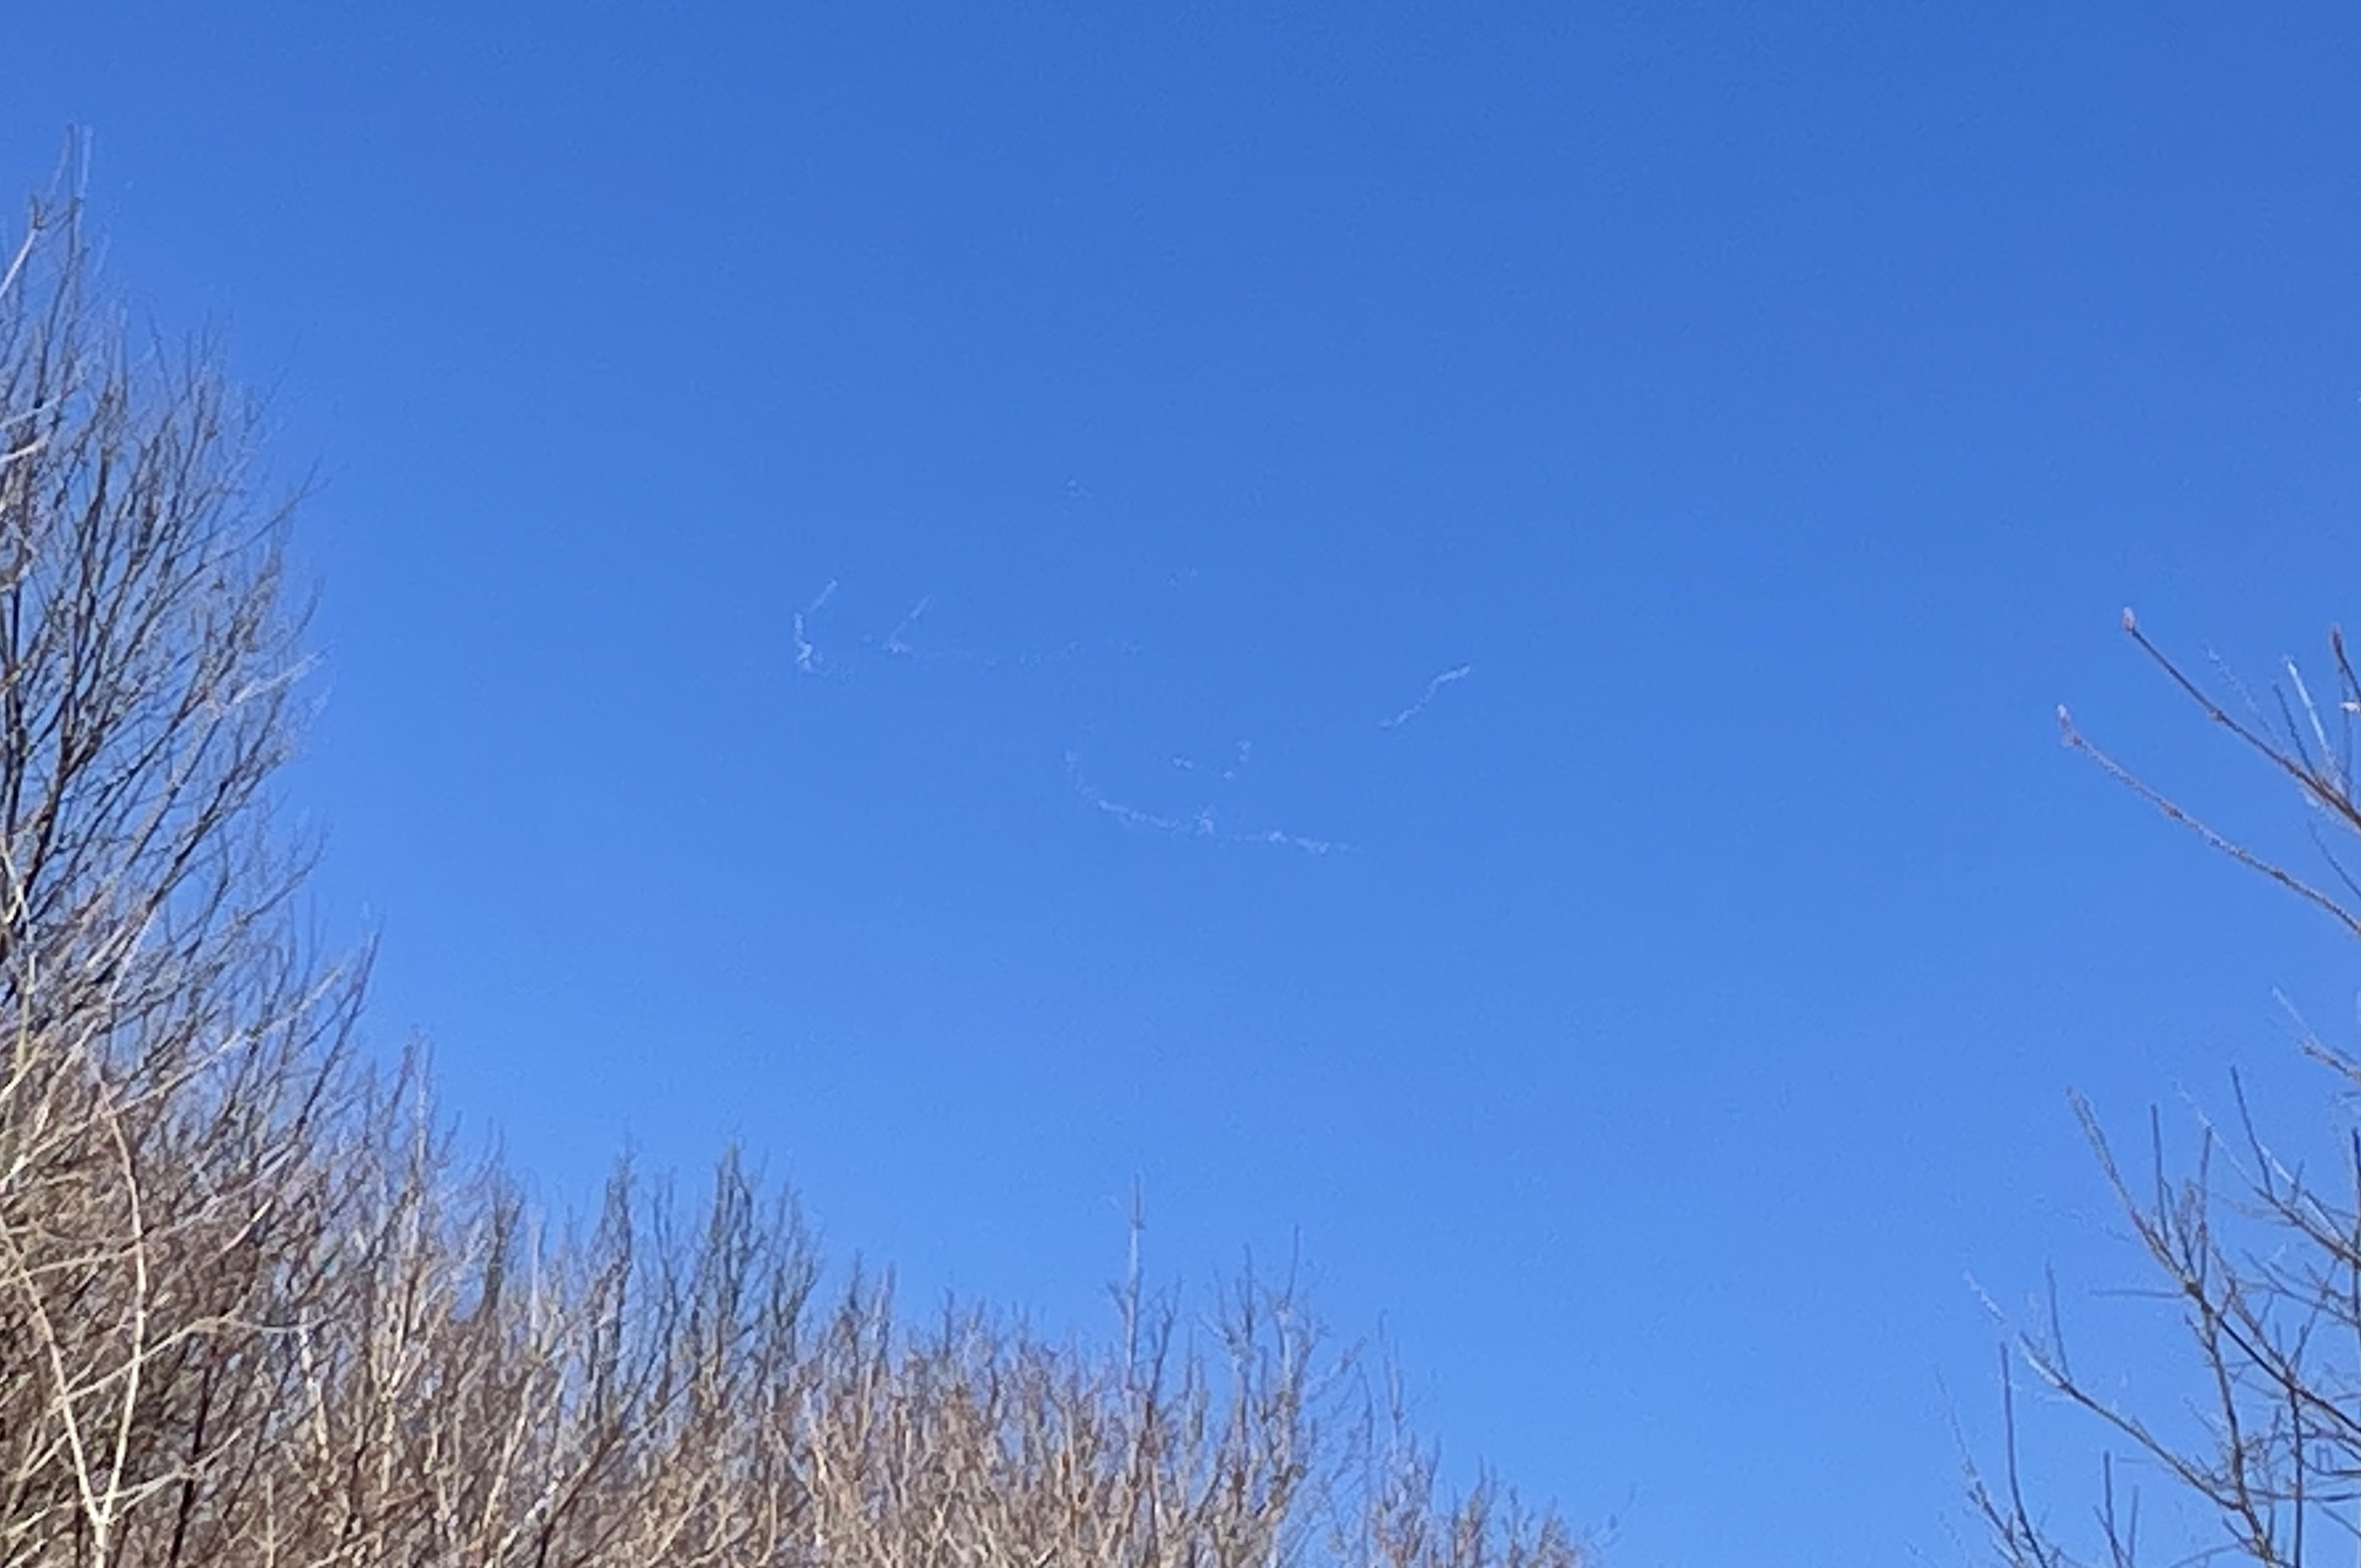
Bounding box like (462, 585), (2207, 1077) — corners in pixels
(0, 174), (373, 1568)
(0, 187), (1584, 1568)
(1976, 610), (2361, 1567)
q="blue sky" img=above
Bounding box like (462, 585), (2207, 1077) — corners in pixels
(14, 4), (2361, 1562)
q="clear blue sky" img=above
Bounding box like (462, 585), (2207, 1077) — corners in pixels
(14, 5), (2361, 1563)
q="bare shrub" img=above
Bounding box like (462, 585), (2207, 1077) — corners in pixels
(0, 191), (1582, 1568)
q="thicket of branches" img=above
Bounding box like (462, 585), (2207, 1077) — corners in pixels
(1976, 614), (2361, 1566)
(0, 195), (1581, 1568)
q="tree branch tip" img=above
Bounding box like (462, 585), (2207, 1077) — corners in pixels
(2121, 607), (2138, 633)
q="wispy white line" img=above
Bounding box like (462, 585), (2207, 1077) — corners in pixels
(1066, 751), (1353, 856)
(1243, 827), (1347, 857)
(862, 595), (1079, 669)
(1170, 740), (1250, 778)
(1379, 663), (1473, 730)
(882, 595), (931, 656)
(1014, 640), (1086, 669)
(1090, 792), (1203, 837)
(792, 579), (839, 676)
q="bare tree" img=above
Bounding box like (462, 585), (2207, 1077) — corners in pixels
(0, 188), (1585, 1568)
(1976, 611), (2361, 1567)
(0, 175), (372, 1568)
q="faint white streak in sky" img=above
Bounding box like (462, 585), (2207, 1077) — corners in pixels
(882, 595), (932, 656)
(1243, 827), (1348, 856)
(859, 593), (1079, 670)
(1169, 740), (1252, 777)
(1115, 801), (1186, 833)
(1379, 663), (1474, 730)
(1065, 751), (1353, 856)
(1166, 740), (1251, 778)
(1013, 640), (1085, 669)
(1068, 753), (1188, 830)
(791, 579), (839, 676)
